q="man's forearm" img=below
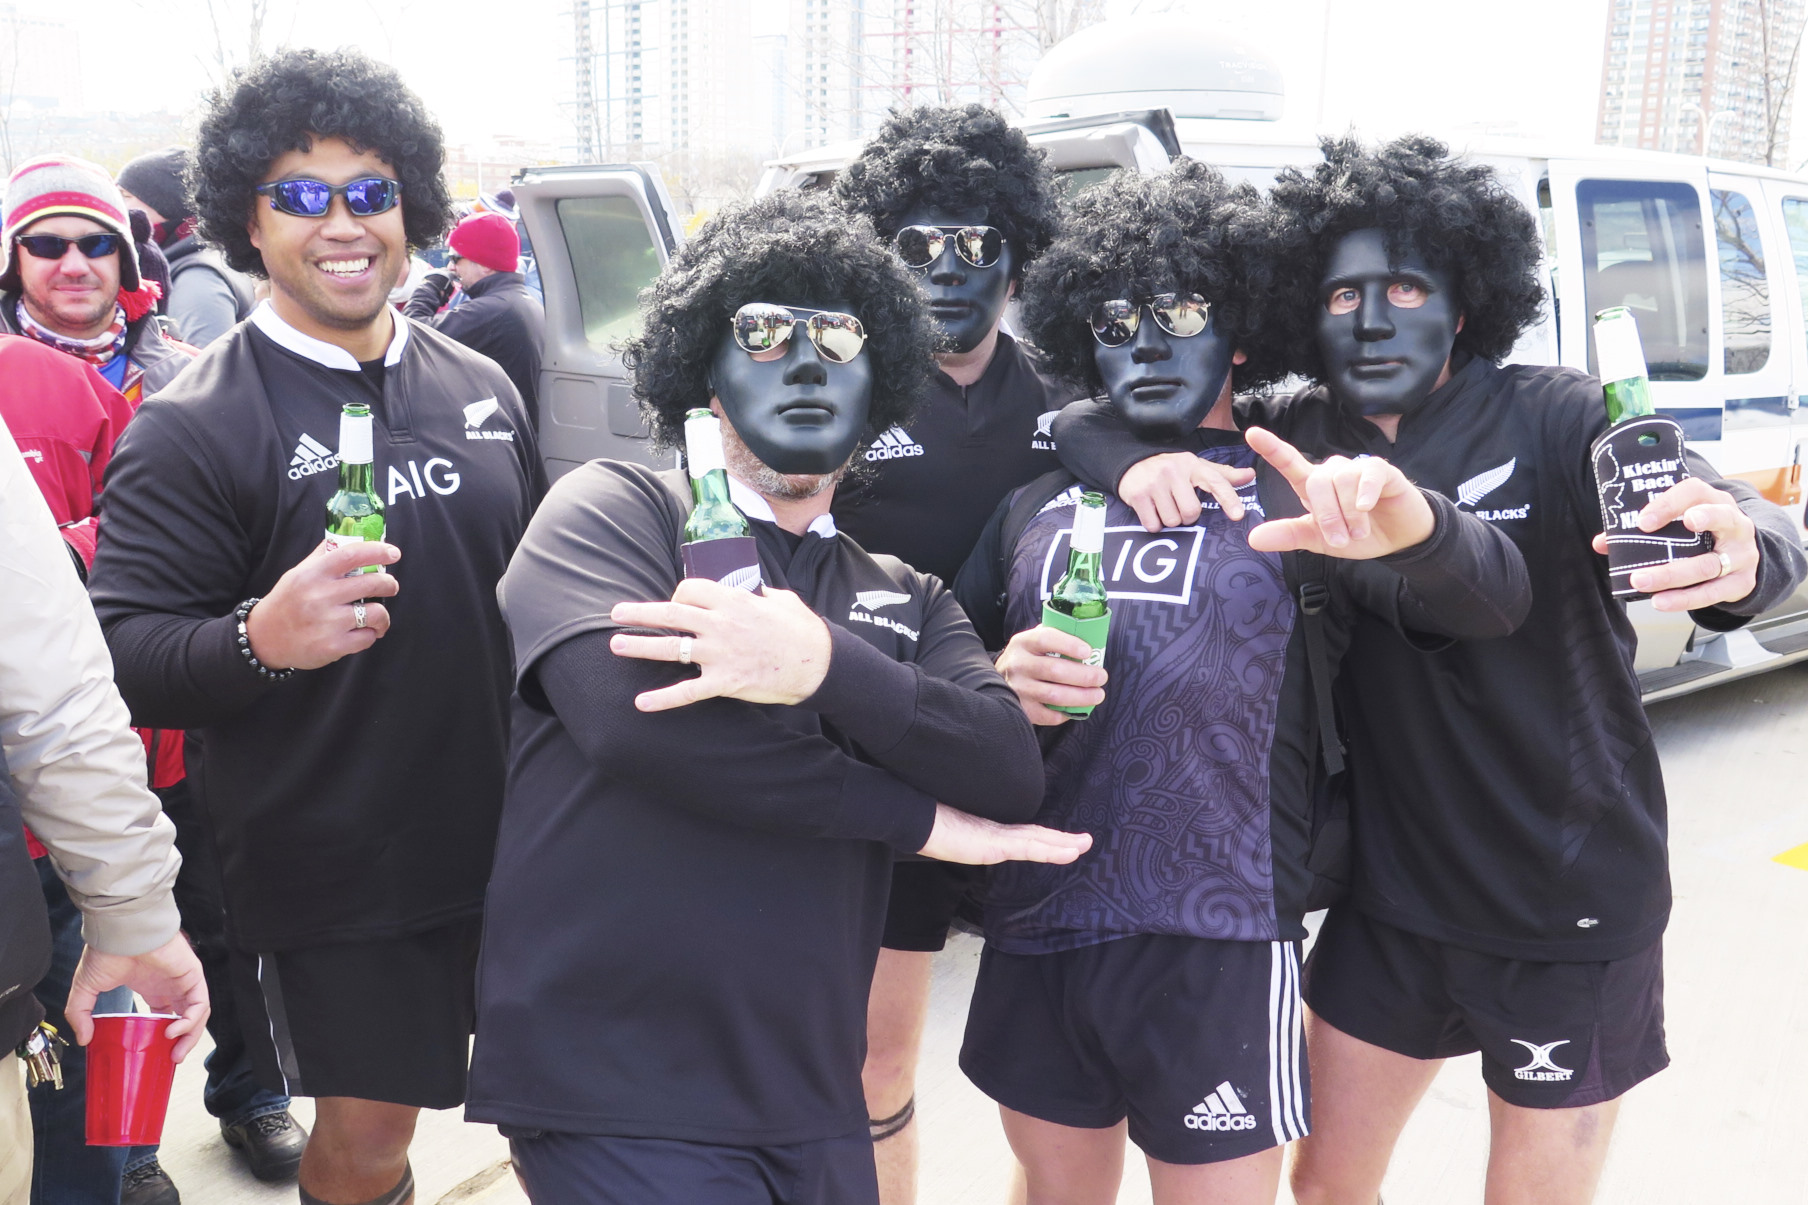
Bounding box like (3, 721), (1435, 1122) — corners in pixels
(1684, 452), (1808, 626)
(1374, 490), (1533, 640)
(103, 609), (273, 730)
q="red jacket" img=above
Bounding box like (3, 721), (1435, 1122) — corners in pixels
(0, 335), (187, 801)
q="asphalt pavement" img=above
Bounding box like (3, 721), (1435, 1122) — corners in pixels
(149, 661), (1808, 1203)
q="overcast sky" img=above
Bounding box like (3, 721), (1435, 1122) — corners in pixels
(68, 0), (1614, 152)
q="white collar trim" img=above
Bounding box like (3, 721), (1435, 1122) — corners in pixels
(250, 299), (410, 370)
(727, 475), (838, 539)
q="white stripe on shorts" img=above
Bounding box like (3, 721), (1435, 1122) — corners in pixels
(1267, 940), (1309, 1144)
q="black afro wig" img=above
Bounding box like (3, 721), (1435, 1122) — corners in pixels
(833, 104), (1060, 279)
(192, 47), (454, 278)
(1019, 158), (1287, 396)
(621, 190), (938, 451)
(1265, 134), (1546, 382)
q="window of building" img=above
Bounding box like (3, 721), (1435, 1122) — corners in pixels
(1577, 178), (1709, 380)
(1711, 189), (1771, 373)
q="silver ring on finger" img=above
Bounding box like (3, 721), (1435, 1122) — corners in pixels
(353, 600), (367, 629)
(677, 634), (693, 665)
(1716, 550), (1733, 579)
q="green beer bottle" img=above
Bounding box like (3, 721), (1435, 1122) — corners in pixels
(325, 402), (384, 574)
(680, 408), (763, 591)
(1595, 306), (1656, 425)
(1042, 491), (1111, 718)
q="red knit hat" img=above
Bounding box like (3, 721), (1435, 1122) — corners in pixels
(448, 212), (519, 274)
(1, 154), (142, 294)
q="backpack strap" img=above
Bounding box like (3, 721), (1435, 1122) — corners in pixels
(1255, 459), (1345, 776)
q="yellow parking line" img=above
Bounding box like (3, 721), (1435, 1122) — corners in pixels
(1773, 842), (1808, 871)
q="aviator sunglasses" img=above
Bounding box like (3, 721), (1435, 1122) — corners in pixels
(894, 224), (1005, 270)
(1090, 293), (1210, 347)
(731, 303), (868, 364)
(14, 232), (123, 261)
(255, 176), (403, 219)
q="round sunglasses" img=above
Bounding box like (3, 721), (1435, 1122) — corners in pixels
(14, 233), (123, 261)
(732, 303), (867, 364)
(255, 176), (402, 219)
(894, 225), (1004, 270)
(1090, 293), (1210, 347)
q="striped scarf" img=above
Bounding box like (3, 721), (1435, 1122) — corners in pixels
(15, 298), (127, 366)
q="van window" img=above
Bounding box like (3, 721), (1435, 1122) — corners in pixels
(556, 195), (664, 349)
(1577, 179), (1709, 381)
(1711, 189), (1770, 374)
(1780, 198), (1808, 365)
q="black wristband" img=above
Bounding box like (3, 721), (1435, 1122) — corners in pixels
(234, 597), (296, 681)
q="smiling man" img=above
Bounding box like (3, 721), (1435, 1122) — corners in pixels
(467, 192), (1089, 1205)
(86, 49), (543, 1205)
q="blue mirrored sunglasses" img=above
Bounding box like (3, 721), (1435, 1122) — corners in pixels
(255, 176), (402, 218)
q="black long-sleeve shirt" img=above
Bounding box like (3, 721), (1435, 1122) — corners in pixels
(1054, 357), (1808, 960)
(87, 305), (543, 951)
(404, 271), (544, 418)
(467, 460), (1042, 1144)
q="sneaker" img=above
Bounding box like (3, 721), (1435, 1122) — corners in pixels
(221, 1109), (309, 1182)
(120, 1160), (181, 1205)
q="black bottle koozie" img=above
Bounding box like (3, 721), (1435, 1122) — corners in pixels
(1591, 415), (1713, 600)
(680, 536), (764, 593)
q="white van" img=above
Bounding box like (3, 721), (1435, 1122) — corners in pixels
(510, 112), (1808, 700)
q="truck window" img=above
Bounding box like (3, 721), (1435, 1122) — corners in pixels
(1780, 197), (1808, 365)
(1711, 189), (1771, 374)
(557, 195), (664, 350)
(1577, 179), (1709, 381)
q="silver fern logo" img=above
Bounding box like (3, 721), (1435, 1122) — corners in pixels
(1457, 458), (1517, 507)
(720, 565), (763, 592)
(854, 590), (911, 612)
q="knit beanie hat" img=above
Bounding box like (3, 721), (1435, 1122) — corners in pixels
(117, 147), (194, 227)
(1, 155), (142, 294)
(448, 211), (520, 274)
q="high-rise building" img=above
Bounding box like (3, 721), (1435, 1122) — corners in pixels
(1597, 0), (1808, 166)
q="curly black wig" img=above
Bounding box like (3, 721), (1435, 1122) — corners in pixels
(833, 104), (1061, 279)
(191, 47), (455, 277)
(1018, 158), (1286, 395)
(621, 190), (938, 451)
(1265, 134), (1546, 382)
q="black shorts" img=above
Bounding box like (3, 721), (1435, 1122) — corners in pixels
(504, 1128), (878, 1205)
(880, 860), (986, 952)
(232, 916), (482, 1109)
(1303, 907), (1669, 1109)
(960, 934), (1308, 1165)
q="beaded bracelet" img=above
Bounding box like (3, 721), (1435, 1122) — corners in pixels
(234, 597), (296, 681)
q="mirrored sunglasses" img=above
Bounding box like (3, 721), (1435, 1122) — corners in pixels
(255, 176), (402, 219)
(894, 225), (1005, 270)
(1090, 293), (1211, 347)
(731, 303), (868, 365)
(14, 233), (122, 261)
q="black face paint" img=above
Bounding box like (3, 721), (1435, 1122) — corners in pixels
(710, 298), (874, 474)
(898, 204), (1016, 356)
(1093, 300), (1237, 440)
(1316, 227), (1460, 416)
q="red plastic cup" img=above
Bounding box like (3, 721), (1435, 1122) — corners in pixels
(85, 1013), (180, 1146)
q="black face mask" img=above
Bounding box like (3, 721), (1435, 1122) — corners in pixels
(710, 299), (874, 475)
(898, 204), (1016, 356)
(1093, 301), (1237, 441)
(1316, 227), (1461, 416)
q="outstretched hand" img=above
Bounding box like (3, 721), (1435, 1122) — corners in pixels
(1116, 451), (1256, 533)
(610, 577), (833, 711)
(917, 803), (1093, 866)
(1244, 427), (1435, 559)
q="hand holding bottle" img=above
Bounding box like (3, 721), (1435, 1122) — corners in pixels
(244, 539), (401, 670)
(1244, 426), (1435, 558)
(996, 626), (1108, 725)
(1589, 476), (1758, 611)
(609, 577), (832, 711)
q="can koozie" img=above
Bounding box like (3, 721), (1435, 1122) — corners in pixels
(1591, 415), (1713, 600)
(681, 536), (764, 594)
(1041, 602), (1111, 718)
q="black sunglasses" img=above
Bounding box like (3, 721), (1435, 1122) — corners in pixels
(14, 233), (122, 261)
(255, 176), (402, 219)
(731, 303), (867, 364)
(1090, 293), (1210, 347)
(894, 225), (1005, 270)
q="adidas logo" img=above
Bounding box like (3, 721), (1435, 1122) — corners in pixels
(1183, 1082), (1257, 1131)
(287, 433), (338, 480)
(1031, 410), (1057, 450)
(463, 397), (514, 441)
(865, 426), (925, 461)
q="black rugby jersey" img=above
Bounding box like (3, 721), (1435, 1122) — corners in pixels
(1055, 356), (1808, 960)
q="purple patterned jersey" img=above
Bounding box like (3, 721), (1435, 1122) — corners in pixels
(986, 439), (1296, 953)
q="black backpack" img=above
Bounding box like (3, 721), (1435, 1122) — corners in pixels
(992, 460), (1351, 911)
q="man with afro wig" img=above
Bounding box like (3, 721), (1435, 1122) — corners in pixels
(86, 48), (544, 1205)
(1054, 135), (1806, 1205)
(832, 104), (1078, 1203)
